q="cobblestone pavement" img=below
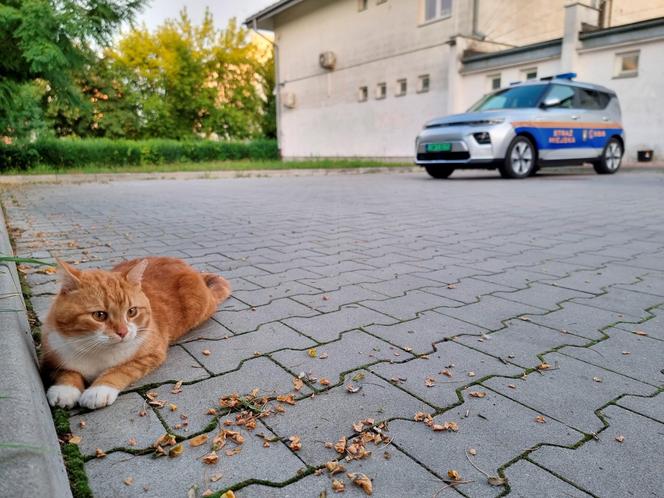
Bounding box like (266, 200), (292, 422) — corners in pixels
(3, 170), (664, 498)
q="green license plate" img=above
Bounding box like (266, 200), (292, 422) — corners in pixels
(426, 143), (452, 152)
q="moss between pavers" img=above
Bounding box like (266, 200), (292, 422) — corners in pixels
(53, 409), (93, 498)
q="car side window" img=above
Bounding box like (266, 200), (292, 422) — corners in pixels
(575, 87), (605, 110)
(544, 84), (575, 108)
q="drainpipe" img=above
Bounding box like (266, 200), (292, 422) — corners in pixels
(472, 0), (486, 40)
(252, 20), (282, 156)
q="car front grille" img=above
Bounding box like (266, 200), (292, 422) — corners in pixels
(417, 151), (471, 161)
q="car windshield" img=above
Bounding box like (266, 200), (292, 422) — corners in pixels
(469, 84), (548, 111)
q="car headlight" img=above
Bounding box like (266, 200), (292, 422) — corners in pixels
(470, 118), (504, 126)
(473, 132), (491, 144)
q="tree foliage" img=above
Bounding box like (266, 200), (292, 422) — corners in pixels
(0, 0), (145, 137)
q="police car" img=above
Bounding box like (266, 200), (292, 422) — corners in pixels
(415, 74), (624, 179)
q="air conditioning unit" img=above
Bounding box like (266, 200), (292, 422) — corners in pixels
(282, 92), (297, 109)
(319, 51), (337, 70)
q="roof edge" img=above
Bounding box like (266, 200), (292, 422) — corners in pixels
(244, 0), (303, 28)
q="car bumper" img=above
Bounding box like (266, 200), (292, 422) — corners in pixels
(415, 123), (514, 166)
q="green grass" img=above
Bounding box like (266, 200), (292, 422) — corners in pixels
(1, 159), (413, 176)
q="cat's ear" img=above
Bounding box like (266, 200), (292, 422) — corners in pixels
(126, 259), (149, 286)
(57, 259), (81, 294)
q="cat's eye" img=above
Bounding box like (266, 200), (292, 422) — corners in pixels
(92, 311), (108, 322)
(127, 307), (138, 318)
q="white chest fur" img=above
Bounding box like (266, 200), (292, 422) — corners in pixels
(48, 330), (141, 383)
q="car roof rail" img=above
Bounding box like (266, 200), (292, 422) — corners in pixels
(540, 72), (577, 81)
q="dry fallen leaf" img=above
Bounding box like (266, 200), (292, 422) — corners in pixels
(615, 435), (625, 443)
(519, 315), (531, 321)
(171, 381), (183, 394)
(128, 437), (137, 447)
(307, 348), (318, 358)
(447, 469), (461, 481)
(467, 371), (476, 377)
(537, 363), (551, 371)
(288, 435), (302, 451)
(319, 378), (331, 386)
(633, 330), (648, 336)
(220, 492), (236, 498)
(169, 403), (178, 412)
(331, 479), (345, 493)
(468, 448), (477, 456)
(352, 421), (364, 433)
(348, 473), (373, 495)
(225, 447), (242, 457)
(154, 434), (177, 447)
(292, 378), (304, 391)
(488, 476), (507, 486)
(469, 391), (486, 398)
(201, 489), (214, 497)
(189, 434), (208, 447)
(202, 451), (219, 464)
(202, 349), (211, 356)
(592, 377), (603, 383)
(78, 420), (86, 429)
(508, 384), (516, 389)
(68, 435), (82, 445)
(534, 415), (546, 424)
(276, 394), (296, 405)
(440, 369), (452, 378)
(168, 443), (184, 458)
(425, 377), (435, 387)
(210, 473), (222, 482)
(95, 448), (107, 458)
(334, 436), (347, 454)
(326, 461), (345, 475)
(345, 383), (361, 393)
(123, 477), (133, 486)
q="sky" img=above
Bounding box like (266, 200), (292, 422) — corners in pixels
(133, 0), (276, 31)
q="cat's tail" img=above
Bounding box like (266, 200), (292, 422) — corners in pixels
(202, 273), (231, 304)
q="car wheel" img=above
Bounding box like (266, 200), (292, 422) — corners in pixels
(500, 136), (536, 179)
(425, 165), (455, 179)
(593, 138), (623, 175)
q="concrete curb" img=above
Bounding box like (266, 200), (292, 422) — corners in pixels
(0, 209), (72, 497)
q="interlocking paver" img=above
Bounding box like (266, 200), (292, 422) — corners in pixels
(530, 405), (664, 498)
(4, 171), (664, 496)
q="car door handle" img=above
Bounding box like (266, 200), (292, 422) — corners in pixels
(571, 115), (580, 120)
(602, 116), (609, 121)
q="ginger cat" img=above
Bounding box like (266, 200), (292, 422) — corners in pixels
(41, 257), (230, 410)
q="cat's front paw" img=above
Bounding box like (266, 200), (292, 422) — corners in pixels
(47, 385), (81, 408)
(79, 385), (119, 409)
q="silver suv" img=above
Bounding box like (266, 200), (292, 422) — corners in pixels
(415, 73), (624, 179)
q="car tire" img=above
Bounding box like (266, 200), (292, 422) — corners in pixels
(592, 138), (623, 175)
(500, 136), (537, 179)
(425, 165), (455, 179)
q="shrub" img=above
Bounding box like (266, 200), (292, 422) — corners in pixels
(0, 138), (279, 171)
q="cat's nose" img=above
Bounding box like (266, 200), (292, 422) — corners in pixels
(116, 326), (128, 338)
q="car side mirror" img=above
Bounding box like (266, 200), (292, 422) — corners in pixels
(540, 97), (561, 108)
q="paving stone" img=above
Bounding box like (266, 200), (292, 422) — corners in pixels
(504, 459), (593, 498)
(419, 276), (514, 305)
(240, 445), (442, 498)
(455, 319), (588, 368)
(364, 310), (488, 354)
(570, 287), (664, 319)
(290, 284), (388, 312)
(137, 344), (210, 387)
(409, 265), (495, 285)
(493, 282), (594, 311)
(530, 405), (664, 498)
(370, 341), (521, 409)
(151, 357), (308, 435)
(85, 423), (303, 498)
(283, 304), (396, 342)
(232, 281), (321, 307)
(484, 352), (653, 433)
(615, 305), (664, 340)
(297, 270), (381, 292)
(70, 393), (166, 456)
(528, 301), (626, 340)
(214, 298), (319, 335)
(184, 323), (316, 374)
(615, 271), (664, 297)
(436, 295), (545, 331)
(360, 290), (461, 321)
(359, 274), (453, 298)
(389, 390), (581, 498)
(272, 329), (411, 385)
(474, 268), (557, 290)
(560, 326), (664, 386)
(178, 319), (235, 342)
(616, 392), (664, 423)
(550, 264), (647, 294)
(263, 373), (426, 465)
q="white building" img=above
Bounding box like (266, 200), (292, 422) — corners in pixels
(246, 1), (664, 161)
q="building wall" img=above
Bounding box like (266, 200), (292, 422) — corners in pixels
(576, 40), (664, 160)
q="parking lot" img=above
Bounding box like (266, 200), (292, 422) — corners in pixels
(4, 169), (664, 497)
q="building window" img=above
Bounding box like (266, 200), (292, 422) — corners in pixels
(417, 74), (430, 93)
(614, 50), (639, 78)
(396, 78), (407, 97)
(358, 0), (368, 11)
(375, 82), (387, 100)
(522, 68), (538, 80)
(488, 74), (501, 91)
(358, 86), (368, 102)
(423, 0), (452, 22)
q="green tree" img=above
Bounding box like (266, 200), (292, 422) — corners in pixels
(0, 0), (145, 138)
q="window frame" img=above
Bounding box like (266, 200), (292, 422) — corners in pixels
(375, 82), (387, 100)
(522, 68), (538, 81)
(613, 50), (639, 79)
(487, 73), (502, 91)
(420, 0), (452, 25)
(417, 74), (430, 94)
(396, 78), (408, 97)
